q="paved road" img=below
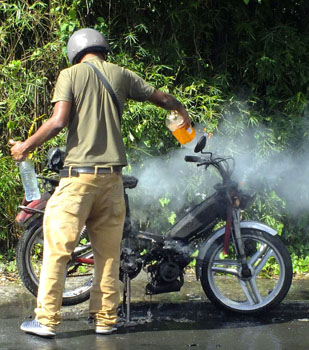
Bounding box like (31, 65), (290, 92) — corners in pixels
(1, 276), (309, 350)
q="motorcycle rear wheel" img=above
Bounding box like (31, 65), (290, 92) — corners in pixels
(200, 228), (292, 314)
(16, 216), (93, 306)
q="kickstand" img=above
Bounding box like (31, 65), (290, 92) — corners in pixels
(122, 272), (131, 323)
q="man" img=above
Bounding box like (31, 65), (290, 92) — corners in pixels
(10, 28), (191, 338)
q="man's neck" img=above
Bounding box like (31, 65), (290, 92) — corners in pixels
(80, 53), (105, 62)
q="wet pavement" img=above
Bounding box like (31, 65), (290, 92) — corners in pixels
(1, 272), (309, 350)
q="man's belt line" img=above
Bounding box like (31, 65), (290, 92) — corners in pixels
(60, 166), (122, 177)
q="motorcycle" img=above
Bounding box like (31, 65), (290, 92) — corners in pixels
(15, 134), (293, 318)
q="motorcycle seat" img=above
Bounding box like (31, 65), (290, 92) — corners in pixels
(122, 175), (138, 189)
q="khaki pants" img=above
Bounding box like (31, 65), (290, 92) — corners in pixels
(35, 173), (125, 329)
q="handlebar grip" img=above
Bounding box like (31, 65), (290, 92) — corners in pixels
(185, 155), (203, 163)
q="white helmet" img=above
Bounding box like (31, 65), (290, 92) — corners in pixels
(66, 28), (111, 65)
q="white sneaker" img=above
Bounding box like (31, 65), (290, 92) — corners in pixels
(20, 319), (56, 338)
(95, 326), (117, 335)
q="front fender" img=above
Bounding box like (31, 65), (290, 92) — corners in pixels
(195, 221), (277, 280)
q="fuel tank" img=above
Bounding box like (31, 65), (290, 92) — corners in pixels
(165, 192), (226, 241)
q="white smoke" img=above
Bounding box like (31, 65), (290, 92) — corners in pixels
(203, 109), (309, 215)
(125, 127), (219, 232)
(125, 108), (309, 232)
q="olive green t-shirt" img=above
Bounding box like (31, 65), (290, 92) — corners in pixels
(51, 56), (155, 167)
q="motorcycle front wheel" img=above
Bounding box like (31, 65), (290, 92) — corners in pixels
(16, 216), (94, 306)
(200, 228), (293, 314)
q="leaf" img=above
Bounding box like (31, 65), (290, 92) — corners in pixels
(69, 9), (76, 20)
(6, 121), (17, 130)
(159, 197), (170, 208)
(168, 211), (177, 225)
(60, 23), (69, 33)
(97, 17), (105, 23)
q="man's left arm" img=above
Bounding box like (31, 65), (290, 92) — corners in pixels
(10, 101), (71, 161)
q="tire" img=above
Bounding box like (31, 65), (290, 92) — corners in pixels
(16, 216), (93, 306)
(200, 228), (292, 314)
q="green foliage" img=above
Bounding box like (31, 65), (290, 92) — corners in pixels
(0, 155), (20, 249)
(290, 253), (309, 275)
(0, 250), (17, 275)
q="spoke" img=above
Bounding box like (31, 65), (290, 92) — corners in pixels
(66, 273), (93, 278)
(79, 251), (93, 259)
(248, 243), (268, 266)
(213, 259), (240, 267)
(212, 267), (239, 276)
(254, 247), (274, 276)
(239, 280), (256, 305)
(239, 276), (263, 305)
(212, 259), (240, 276)
(73, 242), (91, 255)
(248, 278), (263, 304)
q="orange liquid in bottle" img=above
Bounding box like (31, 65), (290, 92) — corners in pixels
(172, 126), (196, 145)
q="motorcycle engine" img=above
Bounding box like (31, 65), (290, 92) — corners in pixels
(159, 262), (180, 282)
(145, 244), (190, 295)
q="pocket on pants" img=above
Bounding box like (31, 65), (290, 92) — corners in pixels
(47, 179), (91, 217)
(107, 177), (125, 219)
(112, 199), (125, 218)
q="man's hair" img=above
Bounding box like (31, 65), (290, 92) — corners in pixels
(74, 47), (108, 64)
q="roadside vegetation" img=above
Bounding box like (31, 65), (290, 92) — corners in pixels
(1, 0), (309, 276)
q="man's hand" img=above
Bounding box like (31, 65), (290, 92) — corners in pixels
(174, 108), (191, 129)
(9, 139), (28, 162)
(148, 89), (192, 129)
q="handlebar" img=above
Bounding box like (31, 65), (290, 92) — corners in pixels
(184, 156), (205, 163)
(185, 153), (234, 183)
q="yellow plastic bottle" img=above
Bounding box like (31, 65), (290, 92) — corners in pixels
(166, 111), (196, 145)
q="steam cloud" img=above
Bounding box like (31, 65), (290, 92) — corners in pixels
(126, 111), (309, 230)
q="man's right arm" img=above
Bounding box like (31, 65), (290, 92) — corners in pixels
(10, 101), (71, 161)
(147, 89), (191, 129)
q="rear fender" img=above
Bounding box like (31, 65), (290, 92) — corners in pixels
(16, 192), (51, 225)
(195, 221), (277, 280)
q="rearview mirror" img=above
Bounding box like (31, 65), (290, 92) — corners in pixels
(194, 134), (207, 153)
